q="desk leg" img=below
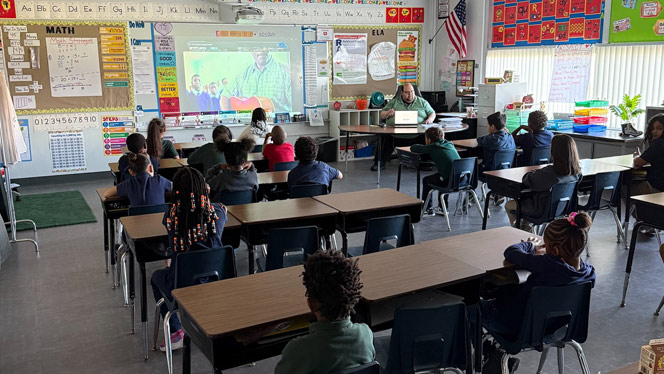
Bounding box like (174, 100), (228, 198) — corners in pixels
(110, 219), (117, 288)
(474, 282), (484, 374)
(416, 167), (421, 199)
(515, 201), (522, 229)
(481, 192), (491, 230)
(140, 262), (149, 360)
(103, 211), (109, 273)
(376, 134), (381, 188)
(129, 250), (135, 334)
(621, 221), (642, 307)
(623, 170), (632, 249)
(249, 245), (255, 274)
(345, 131), (350, 172)
(183, 334), (191, 374)
(341, 232), (349, 256)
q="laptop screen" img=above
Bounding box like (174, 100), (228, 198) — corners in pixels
(393, 111), (419, 125)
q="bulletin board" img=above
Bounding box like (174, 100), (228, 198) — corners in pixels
(329, 25), (421, 100)
(609, 0), (664, 43)
(490, 0), (605, 47)
(0, 20), (133, 114)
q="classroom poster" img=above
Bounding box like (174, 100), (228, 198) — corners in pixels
(491, 0), (605, 47)
(49, 131), (86, 173)
(367, 42), (395, 81)
(102, 115), (134, 156)
(131, 44), (156, 95)
(548, 44), (592, 103)
(609, 0), (664, 43)
(18, 118), (31, 162)
(332, 33), (367, 85)
(397, 31), (418, 85)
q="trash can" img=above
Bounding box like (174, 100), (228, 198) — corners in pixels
(316, 136), (337, 162)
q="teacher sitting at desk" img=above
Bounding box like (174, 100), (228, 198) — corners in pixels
(372, 83), (436, 171)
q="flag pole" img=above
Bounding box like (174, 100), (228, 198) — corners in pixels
(428, 17), (448, 45)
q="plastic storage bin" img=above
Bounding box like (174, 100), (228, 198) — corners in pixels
(546, 119), (574, 130)
(573, 125), (607, 133)
(354, 144), (374, 158)
(573, 116), (608, 124)
(575, 100), (609, 108)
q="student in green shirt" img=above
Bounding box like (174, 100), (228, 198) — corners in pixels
(274, 250), (375, 374)
(187, 125), (232, 175)
(411, 127), (461, 213)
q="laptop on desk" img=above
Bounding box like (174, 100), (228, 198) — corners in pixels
(392, 111), (419, 127)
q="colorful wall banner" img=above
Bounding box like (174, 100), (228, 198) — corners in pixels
(609, 0), (664, 43)
(102, 115), (134, 156)
(491, 0), (605, 47)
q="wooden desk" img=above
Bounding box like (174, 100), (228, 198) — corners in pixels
(177, 158), (189, 166)
(227, 198), (338, 273)
(621, 192), (664, 307)
(452, 139), (479, 149)
(257, 170), (289, 186)
(174, 142), (207, 151)
(96, 187), (128, 276)
(313, 189), (423, 253)
(109, 162), (120, 173)
(394, 146), (466, 199)
(247, 152), (264, 162)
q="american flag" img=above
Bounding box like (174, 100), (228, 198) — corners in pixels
(446, 0), (467, 58)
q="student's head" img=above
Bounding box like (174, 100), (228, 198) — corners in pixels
(209, 81), (218, 96)
(271, 125), (287, 145)
(252, 50), (270, 69)
(167, 167), (218, 253)
(127, 152), (152, 176)
(251, 107), (267, 124)
(551, 134), (581, 176)
(191, 74), (201, 91)
(400, 83), (416, 104)
(543, 212), (592, 263)
(528, 110), (548, 131)
(302, 250), (363, 322)
(645, 114), (664, 143)
(147, 118), (166, 158)
(215, 136), (254, 168)
(487, 112), (506, 132)
(211, 125), (232, 142)
(125, 133), (147, 154)
(424, 127), (444, 144)
(294, 136), (318, 162)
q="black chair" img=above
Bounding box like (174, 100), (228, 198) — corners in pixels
(290, 183), (328, 198)
(576, 171), (625, 251)
(396, 147), (435, 199)
(259, 226), (320, 272)
(479, 149), (516, 199)
(517, 180), (578, 235)
(421, 157), (483, 232)
(381, 302), (467, 374)
(330, 362), (380, 374)
(216, 189), (256, 205)
(274, 161), (298, 171)
(528, 147), (551, 166)
(487, 283), (593, 374)
(153, 246), (236, 374)
(349, 214), (413, 257)
(395, 84), (422, 98)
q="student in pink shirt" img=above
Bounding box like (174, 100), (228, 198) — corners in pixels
(262, 125), (295, 171)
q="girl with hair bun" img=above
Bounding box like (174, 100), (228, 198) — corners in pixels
(205, 136), (259, 200)
(103, 152), (171, 207)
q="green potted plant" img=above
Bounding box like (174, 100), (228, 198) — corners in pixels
(610, 94), (645, 136)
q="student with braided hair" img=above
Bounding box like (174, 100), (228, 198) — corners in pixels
(150, 167), (227, 352)
(274, 250), (375, 374)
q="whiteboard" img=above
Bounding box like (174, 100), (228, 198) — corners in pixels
(45, 37), (103, 98)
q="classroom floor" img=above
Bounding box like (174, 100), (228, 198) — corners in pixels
(1, 159), (662, 374)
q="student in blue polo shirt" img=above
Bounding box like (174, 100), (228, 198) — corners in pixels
(477, 112), (516, 174)
(117, 133), (159, 183)
(288, 136), (343, 188)
(104, 153), (171, 206)
(512, 110), (554, 166)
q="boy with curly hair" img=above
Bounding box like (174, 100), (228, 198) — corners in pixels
(512, 110), (554, 166)
(287, 136), (343, 188)
(274, 250), (375, 374)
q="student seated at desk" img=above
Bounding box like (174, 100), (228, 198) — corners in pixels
(262, 125), (295, 171)
(104, 153), (171, 206)
(511, 110), (554, 166)
(480, 212), (596, 372)
(147, 118), (179, 160)
(632, 114), (664, 195)
(477, 112), (516, 173)
(117, 133), (159, 183)
(151, 167), (227, 351)
(187, 125), (233, 174)
(274, 250), (375, 374)
(206, 137), (258, 197)
(411, 127), (460, 213)
(237, 107), (273, 150)
(504, 134), (581, 230)
(288, 136), (342, 188)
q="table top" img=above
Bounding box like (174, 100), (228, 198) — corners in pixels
(395, 145), (465, 155)
(120, 211), (241, 241)
(339, 124), (468, 135)
(96, 187), (121, 203)
(108, 158), (184, 174)
(421, 227), (535, 272)
(257, 171), (289, 185)
(177, 158), (189, 166)
(552, 129), (643, 143)
(174, 142), (208, 151)
(109, 162), (120, 173)
(248, 152), (264, 162)
(631, 192), (664, 206)
(357, 244), (484, 302)
(578, 158), (629, 175)
(603, 363), (638, 374)
(483, 159), (628, 184)
(452, 139), (479, 149)
(595, 154), (639, 169)
(227, 197), (338, 225)
(436, 112), (468, 118)
(483, 165), (545, 184)
(313, 188), (422, 214)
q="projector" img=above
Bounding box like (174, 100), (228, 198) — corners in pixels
(234, 5), (264, 24)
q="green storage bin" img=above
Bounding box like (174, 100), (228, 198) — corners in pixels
(505, 109), (531, 118)
(575, 100), (609, 108)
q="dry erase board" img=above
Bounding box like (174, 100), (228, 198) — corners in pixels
(330, 25), (421, 100)
(0, 20), (134, 114)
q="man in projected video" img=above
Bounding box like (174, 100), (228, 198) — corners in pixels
(221, 50), (292, 113)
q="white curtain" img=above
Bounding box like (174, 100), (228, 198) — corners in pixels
(0, 70), (27, 165)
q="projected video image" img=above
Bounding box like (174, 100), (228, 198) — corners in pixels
(182, 51), (292, 113)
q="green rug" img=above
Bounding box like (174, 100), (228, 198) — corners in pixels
(14, 190), (97, 230)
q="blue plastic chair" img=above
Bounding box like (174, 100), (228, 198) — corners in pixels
(154, 246), (237, 374)
(487, 282), (593, 374)
(382, 302), (467, 374)
(330, 362), (380, 374)
(349, 214), (413, 257)
(216, 189), (256, 205)
(528, 147), (551, 166)
(517, 180), (578, 235)
(274, 161), (299, 171)
(260, 226), (320, 271)
(479, 149), (516, 198)
(290, 183), (328, 198)
(577, 171), (625, 250)
(422, 157), (483, 232)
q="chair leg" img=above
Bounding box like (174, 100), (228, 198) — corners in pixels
(609, 206), (627, 247)
(396, 163), (402, 192)
(500, 353), (510, 374)
(469, 190), (484, 218)
(656, 230), (662, 247)
(421, 190), (434, 220)
(164, 311), (174, 374)
(557, 346), (564, 374)
(568, 340), (591, 374)
(481, 183), (487, 201)
(536, 347), (550, 374)
(153, 298), (164, 351)
(440, 194), (451, 232)
(121, 251), (129, 307)
(655, 294), (664, 316)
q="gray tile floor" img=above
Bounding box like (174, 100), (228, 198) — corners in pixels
(0, 159), (662, 374)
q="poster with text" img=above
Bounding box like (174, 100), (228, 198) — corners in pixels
(548, 44), (592, 103)
(609, 0), (664, 43)
(18, 119), (31, 162)
(102, 115), (134, 156)
(491, 0), (605, 47)
(49, 131), (86, 173)
(332, 33), (367, 85)
(397, 31), (419, 85)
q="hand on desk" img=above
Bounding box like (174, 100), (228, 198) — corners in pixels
(423, 118), (434, 124)
(382, 109), (395, 118)
(523, 236), (546, 255)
